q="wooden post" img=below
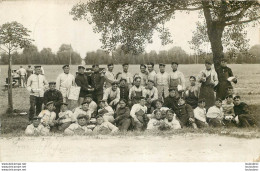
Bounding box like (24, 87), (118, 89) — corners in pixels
(7, 49), (13, 114)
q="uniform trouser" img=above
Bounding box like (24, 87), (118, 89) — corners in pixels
(103, 115), (115, 123)
(29, 96), (43, 121)
(238, 114), (257, 127)
(92, 92), (103, 104)
(117, 118), (131, 131)
(195, 119), (208, 128)
(156, 85), (169, 100)
(133, 120), (144, 131)
(20, 76), (26, 87)
(208, 118), (223, 127)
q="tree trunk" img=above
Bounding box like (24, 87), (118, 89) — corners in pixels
(7, 50), (13, 114)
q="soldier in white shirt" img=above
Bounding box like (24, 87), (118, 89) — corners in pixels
(206, 98), (224, 127)
(155, 63), (169, 101)
(72, 101), (93, 122)
(57, 102), (73, 131)
(168, 62), (186, 92)
(103, 82), (120, 109)
(93, 115), (118, 134)
(64, 114), (92, 135)
(147, 109), (164, 130)
(84, 94), (98, 117)
(143, 80), (158, 113)
(27, 66), (48, 121)
(134, 64), (148, 87)
(104, 63), (115, 88)
(147, 62), (157, 83)
(38, 101), (57, 131)
(194, 99), (208, 128)
(25, 116), (49, 136)
(56, 65), (75, 103)
(18, 66), (27, 88)
(129, 77), (145, 105)
(160, 110), (181, 130)
(98, 100), (115, 123)
(118, 63), (133, 88)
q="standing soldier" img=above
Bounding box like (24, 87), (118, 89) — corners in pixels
(27, 66), (48, 122)
(43, 82), (63, 117)
(56, 65), (75, 103)
(118, 63), (133, 88)
(155, 63), (169, 101)
(215, 58), (237, 100)
(198, 61), (219, 110)
(168, 62), (185, 93)
(18, 66), (27, 88)
(147, 62), (157, 83)
(134, 64), (148, 87)
(119, 78), (129, 102)
(104, 63), (115, 88)
(90, 64), (105, 104)
(75, 65), (92, 105)
(184, 76), (200, 109)
(129, 76), (145, 105)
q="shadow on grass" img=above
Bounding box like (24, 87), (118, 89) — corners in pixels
(1, 105), (260, 139)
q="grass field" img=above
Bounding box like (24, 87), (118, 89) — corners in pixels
(0, 64), (260, 135)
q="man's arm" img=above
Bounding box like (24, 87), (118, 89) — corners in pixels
(151, 88), (158, 101)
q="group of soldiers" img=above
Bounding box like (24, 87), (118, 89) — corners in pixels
(24, 60), (257, 135)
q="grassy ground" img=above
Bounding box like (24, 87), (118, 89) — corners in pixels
(0, 64), (260, 137)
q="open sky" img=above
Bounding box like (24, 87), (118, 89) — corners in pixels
(0, 0), (259, 58)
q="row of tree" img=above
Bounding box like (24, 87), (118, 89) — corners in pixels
(0, 44), (82, 65)
(85, 45), (260, 65)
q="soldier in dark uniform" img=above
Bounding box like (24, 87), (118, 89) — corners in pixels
(43, 82), (63, 118)
(119, 78), (129, 103)
(90, 64), (105, 104)
(163, 88), (179, 113)
(216, 58), (237, 100)
(75, 65), (93, 105)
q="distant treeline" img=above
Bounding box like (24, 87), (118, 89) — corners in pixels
(1, 44), (260, 65)
(0, 44), (82, 65)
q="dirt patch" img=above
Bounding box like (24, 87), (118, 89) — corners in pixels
(0, 134), (260, 162)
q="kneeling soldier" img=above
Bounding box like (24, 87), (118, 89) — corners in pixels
(25, 116), (49, 136)
(64, 114), (92, 135)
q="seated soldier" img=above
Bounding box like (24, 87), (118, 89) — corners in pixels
(150, 100), (169, 119)
(143, 80), (158, 113)
(25, 116), (49, 135)
(147, 109), (164, 130)
(64, 114), (92, 135)
(114, 99), (132, 131)
(103, 82), (120, 110)
(84, 94), (97, 117)
(175, 97), (197, 129)
(130, 97), (149, 131)
(38, 101), (57, 131)
(184, 76), (199, 109)
(163, 88), (179, 113)
(222, 95), (236, 127)
(72, 101), (93, 122)
(119, 78), (129, 102)
(159, 110), (181, 130)
(129, 76), (145, 105)
(233, 96), (257, 127)
(98, 100), (115, 123)
(93, 115), (119, 134)
(193, 99), (209, 128)
(56, 102), (73, 132)
(206, 98), (224, 127)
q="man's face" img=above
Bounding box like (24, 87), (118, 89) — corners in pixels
(33, 120), (40, 127)
(60, 104), (67, 112)
(112, 84), (118, 91)
(119, 101), (126, 108)
(228, 89), (234, 95)
(178, 99), (185, 105)
(147, 81), (154, 89)
(233, 98), (241, 106)
(93, 66), (99, 72)
(63, 66), (70, 74)
(120, 80), (126, 87)
(96, 117), (104, 125)
(35, 68), (41, 75)
(85, 97), (92, 103)
(167, 113), (174, 121)
(78, 68), (85, 74)
(99, 102), (106, 108)
(155, 112), (162, 120)
(221, 61), (227, 67)
(189, 78), (196, 86)
(159, 66), (165, 73)
(140, 99), (146, 106)
(226, 97), (233, 104)
(171, 64), (178, 71)
(49, 84), (56, 90)
(205, 63), (211, 70)
(47, 104), (54, 111)
(155, 101), (162, 109)
(198, 102), (205, 108)
(135, 78), (141, 87)
(215, 101), (222, 108)
(82, 103), (89, 111)
(78, 118), (88, 126)
(147, 65), (153, 72)
(108, 65), (114, 72)
(140, 66), (146, 73)
(123, 65), (128, 72)
(169, 90), (176, 97)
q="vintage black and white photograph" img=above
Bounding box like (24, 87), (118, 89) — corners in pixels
(0, 0), (260, 164)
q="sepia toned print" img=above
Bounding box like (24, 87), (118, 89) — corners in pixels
(0, 0), (260, 162)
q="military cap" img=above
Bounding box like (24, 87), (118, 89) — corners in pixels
(221, 58), (228, 62)
(62, 64), (69, 69)
(48, 81), (56, 85)
(138, 96), (146, 100)
(159, 63), (166, 67)
(168, 88), (177, 92)
(119, 99), (127, 104)
(77, 114), (89, 120)
(233, 96), (241, 100)
(225, 95), (233, 99)
(205, 60), (212, 65)
(198, 98), (206, 103)
(147, 62), (154, 67)
(140, 64), (147, 68)
(46, 101), (54, 106)
(171, 61), (179, 65)
(111, 81), (118, 86)
(34, 65), (41, 68)
(122, 63), (129, 66)
(189, 76), (196, 81)
(107, 63), (114, 67)
(155, 99), (163, 104)
(147, 79), (155, 84)
(81, 101), (89, 105)
(216, 98), (222, 103)
(78, 65), (85, 69)
(85, 94), (93, 98)
(119, 78), (127, 82)
(99, 99), (106, 103)
(92, 64), (99, 68)
(61, 102), (68, 106)
(32, 116), (41, 120)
